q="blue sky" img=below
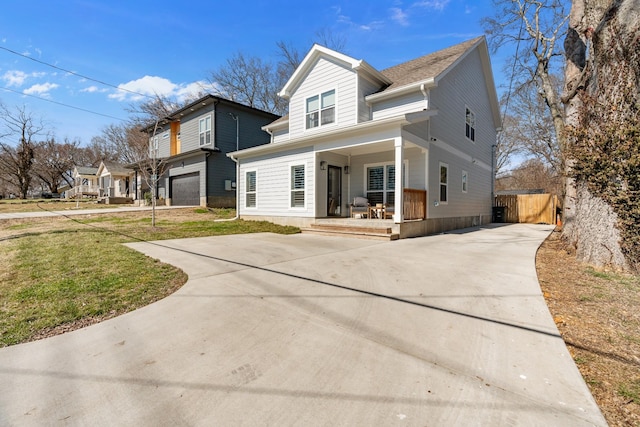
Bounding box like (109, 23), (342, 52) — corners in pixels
(0, 0), (507, 145)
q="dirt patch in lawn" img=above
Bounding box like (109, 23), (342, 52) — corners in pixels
(537, 229), (640, 426)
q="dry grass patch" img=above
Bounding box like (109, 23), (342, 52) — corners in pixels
(537, 230), (640, 426)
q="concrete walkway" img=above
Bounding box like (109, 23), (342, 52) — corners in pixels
(0, 204), (197, 220)
(0, 224), (606, 426)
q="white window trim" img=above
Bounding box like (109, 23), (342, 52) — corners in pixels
(439, 162), (449, 204)
(289, 163), (306, 209)
(305, 89), (337, 130)
(245, 170), (257, 209)
(465, 106), (476, 143)
(462, 170), (468, 193)
(363, 160), (409, 204)
(199, 115), (212, 146)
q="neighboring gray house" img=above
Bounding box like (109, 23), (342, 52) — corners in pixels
(147, 95), (279, 207)
(229, 37), (501, 238)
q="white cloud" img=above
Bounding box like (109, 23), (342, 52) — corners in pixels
(109, 76), (213, 103)
(413, 0), (451, 11)
(80, 85), (107, 93)
(23, 82), (59, 96)
(390, 7), (410, 26)
(2, 70), (28, 87)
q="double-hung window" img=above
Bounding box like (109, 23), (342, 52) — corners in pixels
(246, 171), (256, 208)
(306, 90), (335, 129)
(439, 163), (449, 203)
(465, 107), (476, 142)
(366, 163), (405, 205)
(199, 115), (211, 146)
(290, 165), (305, 208)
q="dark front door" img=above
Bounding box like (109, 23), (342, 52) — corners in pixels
(327, 165), (341, 216)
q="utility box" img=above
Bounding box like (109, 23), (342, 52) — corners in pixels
(224, 180), (236, 191)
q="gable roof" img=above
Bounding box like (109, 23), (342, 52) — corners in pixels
(74, 166), (98, 176)
(97, 161), (133, 176)
(265, 36), (501, 131)
(278, 44), (391, 99)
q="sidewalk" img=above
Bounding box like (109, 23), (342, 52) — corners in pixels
(0, 204), (197, 220)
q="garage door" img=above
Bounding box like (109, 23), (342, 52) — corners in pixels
(170, 172), (200, 206)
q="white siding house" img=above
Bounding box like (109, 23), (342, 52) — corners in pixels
(230, 37), (501, 238)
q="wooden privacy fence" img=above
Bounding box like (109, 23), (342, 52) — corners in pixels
(495, 194), (558, 224)
(403, 188), (427, 220)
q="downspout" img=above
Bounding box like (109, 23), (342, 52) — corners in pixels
(216, 152), (240, 222)
(420, 84), (429, 110)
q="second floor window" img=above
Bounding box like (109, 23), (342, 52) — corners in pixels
(199, 116), (211, 146)
(306, 89), (335, 129)
(465, 107), (475, 142)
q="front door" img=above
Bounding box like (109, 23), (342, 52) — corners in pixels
(327, 165), (341, 216)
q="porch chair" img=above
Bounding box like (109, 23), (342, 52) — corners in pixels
(350, 196), (370, 218)
(383, 204), (394, 219)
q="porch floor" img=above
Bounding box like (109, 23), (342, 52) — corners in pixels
(301, 217), (400, 241)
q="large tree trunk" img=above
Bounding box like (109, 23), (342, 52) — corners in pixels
(563, 0), (640, 270)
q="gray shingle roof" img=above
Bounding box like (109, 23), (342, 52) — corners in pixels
(380, 37), (483, 91)
(75, 166), (98, 175)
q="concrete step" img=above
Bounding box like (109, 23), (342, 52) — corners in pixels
(309, 224), (393, 234)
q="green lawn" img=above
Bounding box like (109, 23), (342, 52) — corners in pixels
(0, 209), (299, 346)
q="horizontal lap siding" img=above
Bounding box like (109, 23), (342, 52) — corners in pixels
(358, 76), (382, 122)
(288, 56), (357, 138)
(372, 92), (426, 120)
(429, 49), (496, 166)
(428, 144), (491, 218)
(239, 147), (315, 217)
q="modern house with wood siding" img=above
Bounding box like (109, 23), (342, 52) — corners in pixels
(229, 37), (501, 238)
(146, 95), (280, 208)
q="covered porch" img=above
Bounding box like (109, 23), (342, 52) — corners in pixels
(314, 130), (429, 224)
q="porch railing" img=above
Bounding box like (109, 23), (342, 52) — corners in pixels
(68, 185), (100, 197)
(403, 188), (426, 220)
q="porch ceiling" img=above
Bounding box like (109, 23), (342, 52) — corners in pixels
(318, 139), (420, 157)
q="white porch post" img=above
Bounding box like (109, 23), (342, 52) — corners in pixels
(394, 137), (404, 223)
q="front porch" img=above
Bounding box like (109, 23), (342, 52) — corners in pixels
(300, 213), (490, 240)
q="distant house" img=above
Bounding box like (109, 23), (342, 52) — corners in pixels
(229, 37), (501, 238)
(145, 94), (280, 207)
(67, 166), (99, 199)
(96, 161), (135, 202)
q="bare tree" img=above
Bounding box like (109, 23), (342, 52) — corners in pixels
(209, 52), (285, 115)
(483, 0), (568, 182)
(210, 31), (348, 116)
(496, 158), (562, 194)
(33, 137), (80, 193)
(0, 104), (48, 199)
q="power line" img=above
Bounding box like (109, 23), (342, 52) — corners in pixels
(0, 45), (154, 100)
(0, 86), (127, 122)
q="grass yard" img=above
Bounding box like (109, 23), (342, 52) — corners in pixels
(0, 207), (299, 347)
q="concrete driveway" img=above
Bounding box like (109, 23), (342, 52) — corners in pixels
(0, 224), (606, 426)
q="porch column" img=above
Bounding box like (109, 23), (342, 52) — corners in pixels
(394, 137), (404, 223)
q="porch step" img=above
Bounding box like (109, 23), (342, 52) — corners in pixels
(300, 224), (399, 241)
